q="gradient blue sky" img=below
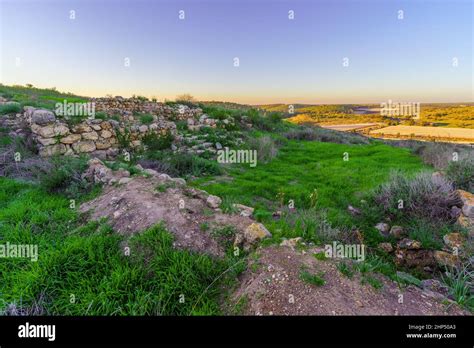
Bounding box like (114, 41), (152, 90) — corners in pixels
(1, 0), (472, 104)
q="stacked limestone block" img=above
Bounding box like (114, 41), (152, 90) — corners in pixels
(24, 107), (119, 158)
(92, 97), (202, 121)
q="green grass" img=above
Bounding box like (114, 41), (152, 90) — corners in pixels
(337, 262), (354, 279)
(192, 140), (427, 243)
(139, 113), (154, 125)
(299, 269), (325, 286)
(0, 178), (244, 315)
(0, 103), (21, 115)
(0, 84), (87, 110)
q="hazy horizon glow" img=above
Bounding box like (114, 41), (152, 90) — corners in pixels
(1, 0), (472, 104)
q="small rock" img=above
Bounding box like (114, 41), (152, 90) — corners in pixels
(420, 279), (449, 296)
(375, 223), (390, 237)
(206, 195), (222, 209)
(378, 242), (393, 253)
(118, 177), (133, 185)
(232, 203), (254, 217)
(347, 205), (361, 216)
(389, 226), (405, 239)
(158, 173), (172, 181)
(443, 232), (465, 250)
(395, 249), (435, 269)
(398, 238), (421, 250)
(144, 168), (159, 176)
(280, 237), (302, 249)
(215, 142), (223, 150)
(171, 178), (186, 186)
(434, 251), (460, 268)
(457, 214), (473, 229)
(450, 206), (462, 219)
(235, 223), (272, 250)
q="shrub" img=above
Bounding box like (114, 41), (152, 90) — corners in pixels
(406, 142), (473, 170)
(0, 103), (21, 115)
(284, 126), (370, 145)
(168, 153), (222, 177)
(281, 208), (343, 244)
(246, 109), (286, 132)
(175, 94), (197, 108)
(373, 171), (461, 222)
(139, 113), (154, 125)
(116, 127), (132, 150)
(144, 151), (222, 178)
(247, 135), (279, 163)
(39, 156), (93, 197)
(446, 159), (474, 192)
(441, 263), (474, 311)
(142, 131), (174, 151)
(95, 111), (108, 120)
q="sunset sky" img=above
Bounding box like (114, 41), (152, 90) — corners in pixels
(1, 0), (472, 104)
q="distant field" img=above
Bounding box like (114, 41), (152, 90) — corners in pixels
(321, 123), (381, 131)
(370, 125), (474, 143)
(262, 103), (474, 129)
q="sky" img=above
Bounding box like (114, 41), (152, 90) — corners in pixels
(0, 0), (472, 104)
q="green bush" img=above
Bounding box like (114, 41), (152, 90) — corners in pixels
(39, 156), (93, 198)
(0, 103), (21, 115)
(446, 159), (474, 192)
(139, 113), (154, 125)
(247, 135), (279, 163)
(142, 131), (174, 151)
(116, 127), (132, 150)
(372, 171), (461, 222)
(168, 153), (222, 177)
(284, 126), (370, 145)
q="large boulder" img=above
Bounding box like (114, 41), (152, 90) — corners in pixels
(234, 223), (272, 250)
(443, 232), (466, 251)
(434, 251), (460, 268)
(395, 249), (435, 270)
(206, 195), (222, 209)
(458, 190), (474, 218)
(233, 204), (254, 217)
(82, 131), (99, 141)
(72, 141), (96, 153)
(31, 109), (55, 125)
(32, 124), (55, 138)
(60, 134), (82, 144)
(39, 144), (67, 157)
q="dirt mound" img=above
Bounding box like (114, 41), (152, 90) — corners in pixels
(80, 172), (253, 257)
(231, 246), (469, 315)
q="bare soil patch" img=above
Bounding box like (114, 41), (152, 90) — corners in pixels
(231, 246), (469, 315)
(80, 175), (253, 256)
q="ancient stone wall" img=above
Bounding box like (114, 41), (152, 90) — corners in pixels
(23, 105), (177, 160)
(92, 97), (202, 121)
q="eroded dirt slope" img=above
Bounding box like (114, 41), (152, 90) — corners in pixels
(231, 246), (469, 315)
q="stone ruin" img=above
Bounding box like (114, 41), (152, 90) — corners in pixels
(9, 97), (210, 160)
(1, 96), (244, 160)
